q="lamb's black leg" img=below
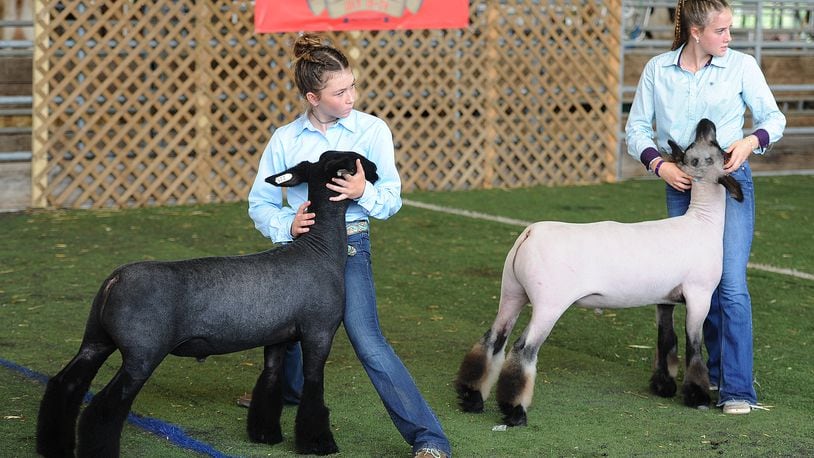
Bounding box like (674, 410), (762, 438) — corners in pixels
(76, 364), (152, 457)
(294, 337), (337, 455)
(295, 379), (337, 455)
(681, 298), (712, 408)
(682, 332), (712, 408)
(650, 304), (678, 398)
(37, 342), (115, 458)
(247, 344), (286, 445)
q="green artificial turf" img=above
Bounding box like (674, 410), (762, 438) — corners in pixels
(1, 175), (812, 457)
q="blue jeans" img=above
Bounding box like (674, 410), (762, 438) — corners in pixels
(665, 162), (757, 406)
(285, 232), (450, 455)
(281, 342), (303, 405)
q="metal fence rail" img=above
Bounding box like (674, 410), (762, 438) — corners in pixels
(0, 94), (31, 162)
(0, 20), (33, 57)
(1, 17), (34, 165)
(623, 0), (814, 60)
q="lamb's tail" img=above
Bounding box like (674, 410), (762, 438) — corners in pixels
(94, 272), (119, 318)
(501, 226), (533, 307)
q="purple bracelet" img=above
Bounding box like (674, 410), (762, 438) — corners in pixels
(654, 160), (664, 177)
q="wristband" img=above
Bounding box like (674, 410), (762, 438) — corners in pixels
(654, 160), (664, 177)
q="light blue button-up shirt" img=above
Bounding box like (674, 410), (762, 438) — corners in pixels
(626, 45), (786, 166)
(248, 109), (402, 243)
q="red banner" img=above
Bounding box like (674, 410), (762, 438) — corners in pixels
(254, 0), (469, 33)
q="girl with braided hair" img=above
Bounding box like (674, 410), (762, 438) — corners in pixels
(246, 33), (451, 457)
(626, 0), (785, 415)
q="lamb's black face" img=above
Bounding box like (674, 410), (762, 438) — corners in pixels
(320, 150), (379, 185)
(265, 151), (379, 188)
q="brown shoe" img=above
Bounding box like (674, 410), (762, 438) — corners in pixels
(236, 393), (251, 408)
(414, 448), (448, 458)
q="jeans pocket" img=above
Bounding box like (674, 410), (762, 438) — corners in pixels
(347, 232), (371, 259)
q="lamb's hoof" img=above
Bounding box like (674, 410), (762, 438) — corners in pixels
(36, 442), (75, 458)
(295, 434), (339, 456)
(455, 384), (484, 413)
(248, 426), (283, 445)
(649, 372), (677, 398)
(499, 403), (527, 427)
(682, 382), (711, 408)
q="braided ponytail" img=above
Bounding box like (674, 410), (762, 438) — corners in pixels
(671, 0), (684, 50)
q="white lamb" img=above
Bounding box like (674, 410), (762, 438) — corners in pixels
(455, 118), (743, 426)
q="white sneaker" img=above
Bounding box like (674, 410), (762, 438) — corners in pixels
(722, 400), (751, 415)
(415, 448), (448, 458)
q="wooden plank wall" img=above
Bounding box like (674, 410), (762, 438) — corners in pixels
(31, 1), (621, 209)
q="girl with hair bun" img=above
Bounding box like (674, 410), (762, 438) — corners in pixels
(626, 0), (785, 415)
(246, 33), (451, 458)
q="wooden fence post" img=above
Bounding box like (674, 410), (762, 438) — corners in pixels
(30, 0), (48, 208)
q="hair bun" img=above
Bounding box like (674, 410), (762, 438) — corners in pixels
(293, 33), (325, 60)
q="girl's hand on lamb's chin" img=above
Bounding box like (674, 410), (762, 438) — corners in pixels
(661, 162), (692, 191)
(327, 159), (367, 202)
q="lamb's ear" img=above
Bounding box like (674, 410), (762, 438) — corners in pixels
(695, 118), (717, 143)
(718, 175), (744, 202)
(667, 139), (684, 164)
(358, 155), (379, 184)
(265, 161), (310, 187)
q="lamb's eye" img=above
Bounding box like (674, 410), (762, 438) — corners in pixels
(691, 158), (699, 167)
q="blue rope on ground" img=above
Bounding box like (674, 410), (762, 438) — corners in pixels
(126, 413), (232, 458)
(0, 356), (233, 458)
(0, 356), (50, 385)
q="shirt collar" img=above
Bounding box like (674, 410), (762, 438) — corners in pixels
(667, 43), (721, 69)
(709, 52), (727, 68)
(295, 110), (357, 135)
(337, 110), (357, 133)
(665, 45), (683, 67)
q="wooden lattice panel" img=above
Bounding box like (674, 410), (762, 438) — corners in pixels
(349, 25), (492, 191)
(32, 0), (621, 209)
(486, 0), (620, 187)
